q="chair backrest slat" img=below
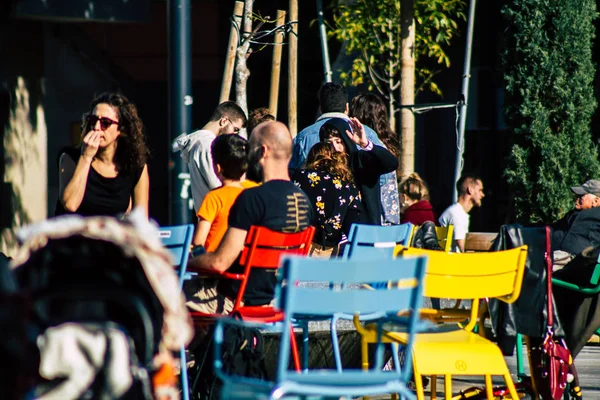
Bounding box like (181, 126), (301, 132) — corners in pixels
(275, 255), (427, 381)
(233, 226), (315, 310)
(343, 223), (414, 260)
(158, 224), (194, 285)
(399, 246), (528, 301)
(278, 256), (426, 316)
(238, 226), (315, 269)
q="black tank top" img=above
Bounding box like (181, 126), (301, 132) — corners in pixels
(54, 147), (144, 217)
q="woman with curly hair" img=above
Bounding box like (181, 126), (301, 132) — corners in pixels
(292, 142), (362, 257)
(55, 92), (150, 217)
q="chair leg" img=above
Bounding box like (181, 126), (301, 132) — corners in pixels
(430, 375), (436, 400)
(484, 375), (493, 400)
(289, 326), (301, 372)
(413, 361), (425, 400)
(180, 346), (190, 400)
(330, 316), (343, 373)
(516, 333), (525, 377)
(361, 338), (371, 400)
(444, 375), (452, 400)
(524, 336), (541, 400)
(503, 373), (520, 400)
(391, 342), (401, 373)
(302, 320), (309, 372)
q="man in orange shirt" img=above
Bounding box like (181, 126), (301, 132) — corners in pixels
(192, 134), (249, 251)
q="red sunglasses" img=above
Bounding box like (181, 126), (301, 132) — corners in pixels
(87, 115), (120, 131)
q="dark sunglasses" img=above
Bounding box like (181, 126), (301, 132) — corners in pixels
(86, 115), (120, 131)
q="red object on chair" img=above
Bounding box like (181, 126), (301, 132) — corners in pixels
(190, 225), (315, 371)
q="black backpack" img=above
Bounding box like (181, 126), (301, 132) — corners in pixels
(190, 324), (270, 399)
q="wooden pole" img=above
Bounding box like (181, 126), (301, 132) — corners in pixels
(400, 0), (415, 179)
(220, 1), (244, 104)
(269, 10), (286, 118)
(288, 0), (298, 137)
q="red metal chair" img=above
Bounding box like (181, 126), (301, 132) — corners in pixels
(189, 225), (315, 371)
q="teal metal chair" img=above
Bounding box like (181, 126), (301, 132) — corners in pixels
(342, 223), (415, 261)
(213, 255), (428, 399)
(159, 224), (194, 400)
(318, 223), (415, 373)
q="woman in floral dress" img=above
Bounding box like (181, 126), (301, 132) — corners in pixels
(293, 143), (362, 257)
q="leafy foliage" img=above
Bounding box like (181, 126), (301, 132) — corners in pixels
(502, 0), (600, 223)
(330, 0), (465, 99)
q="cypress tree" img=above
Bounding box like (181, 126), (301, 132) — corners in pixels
(502, 0), (600, 223)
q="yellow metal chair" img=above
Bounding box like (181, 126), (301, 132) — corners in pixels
(354, 246), (528, 400)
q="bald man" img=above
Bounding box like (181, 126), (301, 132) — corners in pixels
(186, 121), (313, 314)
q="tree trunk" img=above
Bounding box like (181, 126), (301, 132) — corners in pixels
(399, 0), (415, 179)
(388, 19), (396, 132)
(235, 0), (253, 117)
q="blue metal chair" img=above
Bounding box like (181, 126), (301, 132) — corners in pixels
(342, 223), (415, 260)
(317, 223), (415, 373)
(213, 255), (428, 399)
(159, 224), (194, 400)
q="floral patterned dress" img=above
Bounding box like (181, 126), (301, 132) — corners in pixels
(293, 168), (362, 247)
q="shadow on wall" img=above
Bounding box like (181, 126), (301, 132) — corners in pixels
(1, 77), (47, 256)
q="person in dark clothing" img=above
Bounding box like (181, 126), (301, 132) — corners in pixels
(186, 121), (313, 314)
(318, 117), (397, 225)
(55, 92), (150, 218)
(399, 173), (436, 226)
(293, 143), (362, 257)
(552, 179), (600, 256)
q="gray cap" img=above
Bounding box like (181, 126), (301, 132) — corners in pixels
(571, 179), (600, 197)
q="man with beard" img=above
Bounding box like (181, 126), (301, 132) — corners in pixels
(186, 121), (313, 314)
(439, 175), (485, 252)
(173, 101), (247, 211)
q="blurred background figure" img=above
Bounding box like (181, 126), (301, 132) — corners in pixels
(350, 92), (401, 225)
(399, 173), (436, 226)
(246, 107), (275, 138)
(245, 107), (275, 183)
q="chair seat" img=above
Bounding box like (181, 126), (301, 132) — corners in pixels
(367, 326), (510, 376)
(219, 370), (411, 399)
(285, 369), (407, 386)
(235, 306), (284, 323)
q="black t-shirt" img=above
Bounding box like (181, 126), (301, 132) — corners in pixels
(218, 180), (313, 305)
(54, 147), (144, 217)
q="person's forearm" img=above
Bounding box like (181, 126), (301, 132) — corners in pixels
(61, 156), (93, 212)
(188, 252), (229, 273)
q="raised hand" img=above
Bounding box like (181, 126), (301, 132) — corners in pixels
(346, 117), (370, 149)
(81, 130), (102, 161)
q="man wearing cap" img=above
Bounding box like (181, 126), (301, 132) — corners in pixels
(552, 179), (600, 256)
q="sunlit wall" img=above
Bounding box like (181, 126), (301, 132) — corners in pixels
(1, 77), (48, 256)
